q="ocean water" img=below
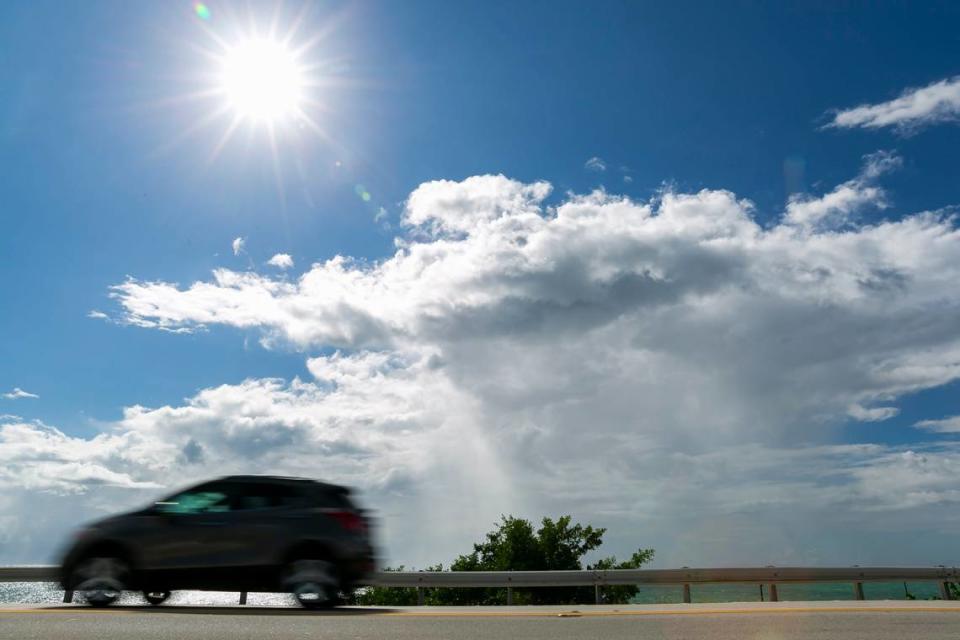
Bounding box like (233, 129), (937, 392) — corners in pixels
(0, 581), (946, 606)
(0, 582), (296, 607)
(627, 581), (944, 604)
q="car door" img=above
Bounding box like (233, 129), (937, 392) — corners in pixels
(203, 481), (303, 586)
(137, 481), (238, 588)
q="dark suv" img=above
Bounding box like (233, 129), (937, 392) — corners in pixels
(59, 475), (376, 608)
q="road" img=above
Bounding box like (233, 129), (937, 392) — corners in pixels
(1, 601), (958, 639)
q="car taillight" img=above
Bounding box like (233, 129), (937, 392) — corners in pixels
(326, 510), (366, 533)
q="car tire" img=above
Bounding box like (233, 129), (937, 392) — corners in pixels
(71, 556), (129, 607)
(283, 558), (340, 609)
(143, 590), (171, 606)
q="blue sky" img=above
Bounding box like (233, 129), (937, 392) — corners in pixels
(4, 0), (958, 438)
(2, 1), (960, 565)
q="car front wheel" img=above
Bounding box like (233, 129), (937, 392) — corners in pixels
(71, 556), (129, 607)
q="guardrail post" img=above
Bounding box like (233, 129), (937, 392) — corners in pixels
(938, 582), (952, 600)
(507, 586), (514, 605)
(63, 590), (73, 604)
(767, 584), (778, 602)
(239, 591), (247, 605)
(853, 582), (864, 600)
(417, 587), (425, 606)
(682, 584), (691, 603)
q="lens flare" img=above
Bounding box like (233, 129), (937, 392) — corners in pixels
(194, 3), (211, 20)
(354, 184), (372, 202)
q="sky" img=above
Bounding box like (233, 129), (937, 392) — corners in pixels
(2, 1), (960, 568)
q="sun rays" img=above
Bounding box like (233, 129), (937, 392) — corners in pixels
(147, 1), (352, 204)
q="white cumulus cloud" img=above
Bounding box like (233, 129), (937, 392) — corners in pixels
(7, 165), (960, 567)
(3, 372), (960, 566)
(404, 174), (551, 236)
(232, 236), (245, 256)
(827, 76), (960, 132)
(266, 253), (294, 269)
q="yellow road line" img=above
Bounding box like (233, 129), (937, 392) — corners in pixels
(376, 607), (960, 618)
(2, 606), (960, 618)
(0, 609), (135, 615)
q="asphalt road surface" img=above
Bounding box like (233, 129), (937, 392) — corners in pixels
(2, 601), (959, 640)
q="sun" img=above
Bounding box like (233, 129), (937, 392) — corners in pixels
(219, 38), (306, 123)
(160, 3), (347, 181)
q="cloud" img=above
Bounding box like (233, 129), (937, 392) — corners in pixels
(87, 310), (109, 320)
(404, 174), (551, 235)
(784, 151), (901, 229)
(584, 156), (607, 172)
(232, 237), (245, 256)
(915, 415), (960, 433)
(0, 356), (514, 565)
(111, 165), (960, 397)
(9, 165), (960, 566)
(0, 419), (161, 492)
(266, 253), (294, 270)
(3, 388), (38, 400)
(108, 167), (960, 438)
(848, 404), (899, 422)
(3, 373), (960, 566)
(827, 76), (960, 132)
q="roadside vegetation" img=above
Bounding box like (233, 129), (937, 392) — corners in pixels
(349, 515), (654, 605)
(903, 581), (959, 600)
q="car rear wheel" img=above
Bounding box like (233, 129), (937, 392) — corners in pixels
(143, 590), (171, 606)
(71, 556), (129, 607)
(283, 559), (339, 609)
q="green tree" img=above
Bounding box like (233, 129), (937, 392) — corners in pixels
(449, 515), (606, 573)
(444, 515), (610, 604)
(538, 515), (607, 571)
(586, 548), (656, 604)
(349, 565), (445, 606)
(352, 515), (654, 606)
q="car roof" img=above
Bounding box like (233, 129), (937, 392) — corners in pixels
(218, 475), (348, 492)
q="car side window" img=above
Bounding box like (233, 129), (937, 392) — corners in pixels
(156, 485), (232, 515)
(235, 483), (301, 511)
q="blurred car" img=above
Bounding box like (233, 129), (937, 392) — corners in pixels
(59, 475), (376, 608)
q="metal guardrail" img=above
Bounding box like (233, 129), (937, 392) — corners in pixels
(2, 565), (956, 604)
(0, 566), (58, 582)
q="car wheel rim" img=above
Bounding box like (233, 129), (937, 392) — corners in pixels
(294, 582), (327, 603)
(74, 557), (127, 605)
(285, 560), (336, 605)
